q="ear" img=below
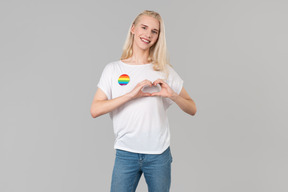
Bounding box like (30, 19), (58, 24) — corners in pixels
(130, 24), (135, 34)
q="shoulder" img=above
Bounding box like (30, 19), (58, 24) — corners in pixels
(166, 64), (181, 78)
(102, 60), (121, 71)
(106, 60), (121, 68)
(166, 64), (174, 72)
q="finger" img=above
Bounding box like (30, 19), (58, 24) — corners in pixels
(140, 81), (153, 89)
(145, 80), (153, 86)
(146, 80), (153, 86)
(141, 92), (152, 97)
(151, 92), (161, 96)
(139, 79), (152, 86)
(153, 79), (165, 86)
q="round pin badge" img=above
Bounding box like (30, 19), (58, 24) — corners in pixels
(118, 74), (130, 86)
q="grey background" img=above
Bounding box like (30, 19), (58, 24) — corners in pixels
(1, 0), (287, 191)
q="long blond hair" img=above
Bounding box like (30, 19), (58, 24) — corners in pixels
(121, 10), (170, 77)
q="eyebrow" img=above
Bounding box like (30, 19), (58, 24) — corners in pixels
(141, 24), (159, 32)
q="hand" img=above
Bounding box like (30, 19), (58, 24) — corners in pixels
(151, 79), (177, 98)
(127, 79), (153, 99)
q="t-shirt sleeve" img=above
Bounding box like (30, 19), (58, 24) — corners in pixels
(167, 66), (184, 95)
(164, 66), (184, 107)
(97, 63), (113, 100)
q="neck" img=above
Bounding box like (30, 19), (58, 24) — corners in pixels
(129, 44), (150, 65)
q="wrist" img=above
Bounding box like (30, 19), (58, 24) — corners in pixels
(169, 92), (179, 100)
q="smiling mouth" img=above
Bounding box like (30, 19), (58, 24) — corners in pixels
(140, 37), (151, 44)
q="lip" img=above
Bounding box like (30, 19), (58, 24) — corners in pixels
(140, 37), (151, 44)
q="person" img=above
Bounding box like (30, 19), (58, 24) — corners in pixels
(90, 10), (197, 192)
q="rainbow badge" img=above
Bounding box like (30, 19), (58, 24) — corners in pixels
(118, 74), (130, 86)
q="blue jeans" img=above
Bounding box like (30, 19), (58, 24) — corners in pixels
(110, 147), (173, 192)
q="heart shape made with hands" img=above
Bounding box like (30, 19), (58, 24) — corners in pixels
(142, 83), (162, 94)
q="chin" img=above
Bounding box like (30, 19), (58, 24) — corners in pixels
(141, 46), (151, 51)
(138, 45), (151, 51)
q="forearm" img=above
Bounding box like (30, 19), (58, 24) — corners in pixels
(170, 94), (197, 116)
(91, 80), (154, 118)
(90, 93), (133, 118)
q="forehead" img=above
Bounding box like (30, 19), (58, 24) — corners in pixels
(137, 15), (160, 30)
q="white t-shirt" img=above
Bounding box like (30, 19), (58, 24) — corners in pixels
(97, 60), (183, 154)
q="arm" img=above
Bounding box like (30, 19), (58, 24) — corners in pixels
(151, 79), (197, 116)
(170, 87), (197, 116)
(90, 79), (153, 118)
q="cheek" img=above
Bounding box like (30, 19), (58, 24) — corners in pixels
(132, 28), (140, 36)
(152, 35), (159, 43)
(137, 27), (145, 34)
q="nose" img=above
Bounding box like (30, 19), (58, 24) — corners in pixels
(145, 30), (152, 38)
(147, 32), (152, 38)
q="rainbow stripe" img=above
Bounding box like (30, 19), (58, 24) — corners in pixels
(118, 74), (130, 86)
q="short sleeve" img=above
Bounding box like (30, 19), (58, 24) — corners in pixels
(163, 66), (184, 107)
(97, 63), (113, 100)
(167, 66), (183, 95)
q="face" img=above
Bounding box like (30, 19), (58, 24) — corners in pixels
(131, 15), (160, 51)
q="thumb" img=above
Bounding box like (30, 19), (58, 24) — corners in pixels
(141, 91), (152, 97)
(151, 92), (161, 96)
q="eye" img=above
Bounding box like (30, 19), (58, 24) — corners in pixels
(152, 30), (158, 34)
(142, 26), (147, 29)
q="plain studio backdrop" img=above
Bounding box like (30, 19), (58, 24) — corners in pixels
(1, 0), (287, 192)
